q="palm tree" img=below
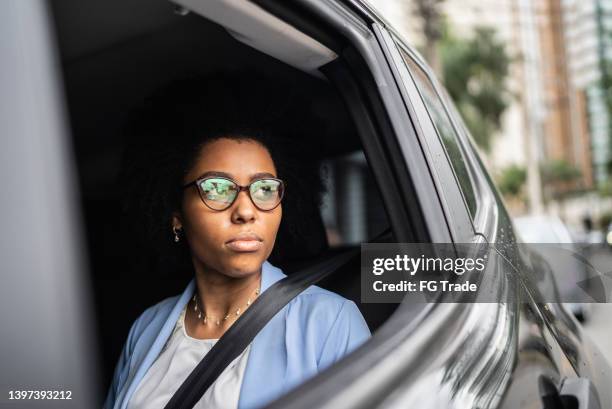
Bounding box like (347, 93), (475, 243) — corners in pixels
(440, 26), (510, 152)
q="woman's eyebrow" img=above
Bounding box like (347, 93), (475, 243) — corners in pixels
(197, 171), (233, 179)
(249, 172), (276, 181)
(196, 171), (276, 180)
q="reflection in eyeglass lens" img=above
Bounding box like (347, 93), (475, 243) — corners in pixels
(201, 178), (236, 204)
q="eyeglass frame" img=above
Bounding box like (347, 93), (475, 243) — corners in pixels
(182, 175), (286, 211)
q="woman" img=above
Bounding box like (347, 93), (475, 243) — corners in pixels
(103, 73), (371, 409)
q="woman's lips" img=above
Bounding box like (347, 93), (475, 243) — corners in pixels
(225, 233), (263, 252)
(225, 239), (263, 252)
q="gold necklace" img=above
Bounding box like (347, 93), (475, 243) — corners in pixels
(192, 286), (261, 326)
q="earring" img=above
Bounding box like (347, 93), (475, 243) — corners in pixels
(173, 226), (182, 243)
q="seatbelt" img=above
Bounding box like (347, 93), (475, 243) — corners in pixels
(163, 247), (360, 409)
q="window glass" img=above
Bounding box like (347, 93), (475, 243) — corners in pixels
(320, 150), (389, 246)
(398, 49), (478, 218)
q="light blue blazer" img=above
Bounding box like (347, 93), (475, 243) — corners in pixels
(104, 260), (371, 409)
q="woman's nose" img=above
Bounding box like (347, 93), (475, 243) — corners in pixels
(230, 190), (256, 223)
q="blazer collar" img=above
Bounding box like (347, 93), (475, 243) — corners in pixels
(260, 259), (286, 292)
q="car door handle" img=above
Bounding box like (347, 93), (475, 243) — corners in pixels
(540, 376), (602, 409)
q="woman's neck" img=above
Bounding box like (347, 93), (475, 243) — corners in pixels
(191, 264), (262, 328)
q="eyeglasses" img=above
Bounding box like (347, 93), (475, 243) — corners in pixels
(183, 176), (285, 211)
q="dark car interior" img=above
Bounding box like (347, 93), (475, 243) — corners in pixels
(50, 0), (403, 390)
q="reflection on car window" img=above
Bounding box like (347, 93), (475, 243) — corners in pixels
(398, 49), (478, 219)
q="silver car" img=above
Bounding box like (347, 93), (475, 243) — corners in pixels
(2, 0), (611, 408)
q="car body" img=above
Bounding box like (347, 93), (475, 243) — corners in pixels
(2, 0), (611, 408)
(513, 215), (592, 322)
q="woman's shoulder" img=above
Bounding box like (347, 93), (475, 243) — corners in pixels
(295, 284), (352, 307)
(284, 285), (371, 366)
(287, 285), (368, 332)
(265, 261), (361, 320)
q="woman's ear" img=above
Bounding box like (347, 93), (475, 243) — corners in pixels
(171, 212), (183, 230)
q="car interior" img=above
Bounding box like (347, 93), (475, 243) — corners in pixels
(50, 0), (405, 390)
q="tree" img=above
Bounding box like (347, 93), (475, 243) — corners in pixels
(496, 165), (527, 198)
(440, 26), (511, 151)
(539, 159), (582, 219)
(598, 179), (612, 197)
(540, 159), (582, 200)
(541, 159), (582, 185)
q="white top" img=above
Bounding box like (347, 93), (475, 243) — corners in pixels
(127, 303), (251, 409)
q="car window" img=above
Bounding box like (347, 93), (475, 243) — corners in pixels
(320, 150), (390, 246)
(397, 49), (478, 219)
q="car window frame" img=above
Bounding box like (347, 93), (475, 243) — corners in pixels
(394, 43), (479, 221)
(374, 26), (476, 243)
(432, 81), (500, 238)
(384, 34), (501, 240)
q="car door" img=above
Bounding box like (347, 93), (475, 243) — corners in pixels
(376, 17), (609, 409)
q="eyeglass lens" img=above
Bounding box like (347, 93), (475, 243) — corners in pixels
(198, 177), (283, 210)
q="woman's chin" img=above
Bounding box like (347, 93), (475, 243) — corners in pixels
(222, 255), (264, 278)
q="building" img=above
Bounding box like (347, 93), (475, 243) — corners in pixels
(563, 0), (612, 187)
(531, 0), (594, 194)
